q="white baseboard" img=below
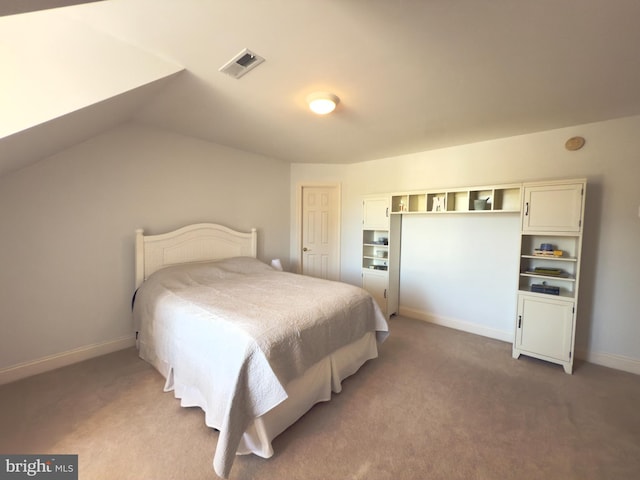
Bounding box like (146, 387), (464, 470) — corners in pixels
(576, 349), (640, 376)
(399, 306), (513, 343)
(0, 335), (136, 386)
(399, 307), (640, 376)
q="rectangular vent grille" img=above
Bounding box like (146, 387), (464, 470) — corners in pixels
(219, 48), (265, 79)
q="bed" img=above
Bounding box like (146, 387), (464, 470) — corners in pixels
(132, 223), (389, 478)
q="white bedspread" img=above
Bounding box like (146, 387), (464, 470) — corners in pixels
(133, 257), (388, 478)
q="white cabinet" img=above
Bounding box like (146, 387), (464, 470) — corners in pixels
(361, 196), (399, 319)
(522, 183), (584, 232)
(515, 295), (574, 364)
(363, 197), (390, 229)
(513, 179), (586, 374)
(362, 269), (389, 316)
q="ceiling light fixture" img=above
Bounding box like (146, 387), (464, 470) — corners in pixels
(306, 92), (340, 115)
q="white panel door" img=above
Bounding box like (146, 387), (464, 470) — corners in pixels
(362, 269), (387, 314)
(522, 183), (584, 232)
(362, 197), (389, 230)
(515, 294), (574, 361)
(302, 186), (340, 280)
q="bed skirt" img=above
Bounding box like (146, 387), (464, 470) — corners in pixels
(141, 330), (379, 475)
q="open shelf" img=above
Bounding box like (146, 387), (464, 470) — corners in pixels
(518, 233), (579, 299)
(391, 184), (521, 214)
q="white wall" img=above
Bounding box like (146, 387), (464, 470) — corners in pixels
(399, 213), (520, 342)
(0, 123), (290, 381)
(291, 115), (640, 374)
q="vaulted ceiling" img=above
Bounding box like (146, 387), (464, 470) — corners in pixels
(2, 0), (640, 177)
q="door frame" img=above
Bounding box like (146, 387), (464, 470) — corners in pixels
(294, 182), (342, 278)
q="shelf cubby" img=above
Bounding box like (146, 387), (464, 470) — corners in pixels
(427, 193), (447, 212)
(493, 187), (521, 211)
(409, 194), (427, 213)
(391, 195), (409, 213)
(469, 189), (493, 210)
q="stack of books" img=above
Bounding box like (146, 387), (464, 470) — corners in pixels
(531, 284), (560, 295)
(533, 249), (563, 257)
(532, 267), (563, 276)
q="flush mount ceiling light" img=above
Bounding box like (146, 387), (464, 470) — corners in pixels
(306, 92), (340, 115)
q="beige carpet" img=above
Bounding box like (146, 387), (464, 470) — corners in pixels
(1, 316), (639, 480)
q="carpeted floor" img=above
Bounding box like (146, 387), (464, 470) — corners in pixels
(1, 316), (639, 480)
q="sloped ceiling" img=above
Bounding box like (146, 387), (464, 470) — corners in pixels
(0, 6), (183, 176)
(3, 0), (640, 175)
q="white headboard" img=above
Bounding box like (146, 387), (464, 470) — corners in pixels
(135, 223), (257, 288)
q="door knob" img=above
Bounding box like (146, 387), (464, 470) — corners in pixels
(303, 247), (310, 252)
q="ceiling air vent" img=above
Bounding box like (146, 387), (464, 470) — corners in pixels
(218, 48), (265, 79)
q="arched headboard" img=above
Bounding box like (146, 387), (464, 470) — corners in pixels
(135, 223), (257, 288)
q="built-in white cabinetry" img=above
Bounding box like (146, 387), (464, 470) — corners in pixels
(362, 196), (400, 319)
(361, 178), (586, 374)
(513, 179), (586, 374)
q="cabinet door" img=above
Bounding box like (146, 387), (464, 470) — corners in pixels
(363, 197), (389, 230)
(522, 183), (584, 232)
(362, 270), (387, 314)
(515, 295), (574, 361)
